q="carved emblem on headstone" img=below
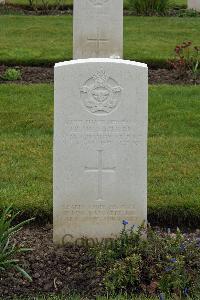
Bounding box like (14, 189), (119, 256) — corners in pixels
(80, 69), (122, 115)
(88, 0), (109, 6)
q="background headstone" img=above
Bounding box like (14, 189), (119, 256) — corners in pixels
(54, 58), (148, 244)
(73, 0), (123, 59)
(188, 0), (200, 11)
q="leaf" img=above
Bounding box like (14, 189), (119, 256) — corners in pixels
(15, 265), (32, 282)
(0, 259), (19, 265)
(7, 217), (35, 236)
(17, 247), (33, 253)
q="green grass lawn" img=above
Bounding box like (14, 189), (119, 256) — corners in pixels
(174, 0), (186, 5)
(0, 84), (200, 227)
(0, 16), (199, 66)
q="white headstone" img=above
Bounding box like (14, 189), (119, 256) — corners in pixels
(188, 0), (200, 11)
(73, 0), (123, 59)
(0, 0), (5, 4)
(53, 58), (148, 244)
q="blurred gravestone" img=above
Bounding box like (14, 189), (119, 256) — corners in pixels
(188, 0), (200, 11)
(73, 0), (123, 59)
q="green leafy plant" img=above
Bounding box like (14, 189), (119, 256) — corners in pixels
(169, 41), (200, 79)
(103, 253), (142, 294)
(91, 222), (200, 298)
(0, 205), (34, 281)
(127, 0), (170, 15)
(27, 0), (66, 14)
(178, 8), (200, 18)
(1, 68), (22, 81)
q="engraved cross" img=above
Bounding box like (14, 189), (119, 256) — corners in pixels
(85, 150), (115, 201)
(87, 31), (109, 55)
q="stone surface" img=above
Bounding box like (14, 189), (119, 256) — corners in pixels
(0, 0), (5, 4)
(54, 58), (148, 244)
(188, 0), (200, 11)
(73, 0), (123, 59)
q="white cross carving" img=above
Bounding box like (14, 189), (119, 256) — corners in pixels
(87, 31), (109, 54)
(85, 150), (115, 201)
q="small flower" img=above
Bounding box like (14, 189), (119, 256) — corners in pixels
(159, 293), (165, 300)
(175, 49), (181, 55)
(165, 266), (174, 272)
(122, 220), (128, 226)
(183, 287), (189, 296)
(169, 258), (177, 263)
(179, 243), (185, 252)
(196, 238), (200, 248)
(6, 214), (12, 219)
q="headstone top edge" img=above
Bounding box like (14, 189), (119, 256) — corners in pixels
(54, 59), (148, 69)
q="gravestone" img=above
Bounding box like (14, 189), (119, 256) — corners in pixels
(188, 0), (200, 11)
(73, 0), (123, 59)
(53, 58), (148, 244)
(0, 0), (5, 4)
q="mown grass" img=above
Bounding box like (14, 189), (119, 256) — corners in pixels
(148, 85), (200, 226)
(0, 84), (200, 227)
(173, 0), (187, 6)
(0, 84), (53, 219)
(0, 16), (199, 66)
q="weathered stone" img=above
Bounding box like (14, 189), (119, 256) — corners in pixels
(73, 0), (123, 59)
(53, 58), (148, 244)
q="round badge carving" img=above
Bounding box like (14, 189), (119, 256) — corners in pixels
(80, 69), (122, 116)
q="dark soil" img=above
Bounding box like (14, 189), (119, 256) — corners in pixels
(148, 68), (200, 85)
(0, 225), (199, 299)
(0, 225), (104, 299)
(0, 65), (53, 84)
(0, 224), (200, 299)
(0, 65), (199, 85)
